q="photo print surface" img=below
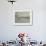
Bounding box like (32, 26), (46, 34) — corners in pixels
(15, 12), (30, 23)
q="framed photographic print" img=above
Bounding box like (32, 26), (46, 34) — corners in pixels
(15, 9), (33, 26)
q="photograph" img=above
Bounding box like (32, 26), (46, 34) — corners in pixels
(15, 9), (32, 26)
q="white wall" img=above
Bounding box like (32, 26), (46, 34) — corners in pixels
(0, 0), (46, 41)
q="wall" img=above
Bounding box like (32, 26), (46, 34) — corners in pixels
(0, 0), (46, 41)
